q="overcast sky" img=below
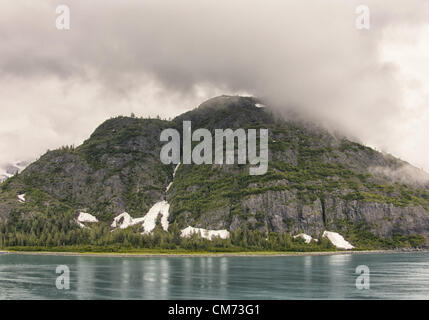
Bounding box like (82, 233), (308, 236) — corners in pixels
(1, 0), (429, 172)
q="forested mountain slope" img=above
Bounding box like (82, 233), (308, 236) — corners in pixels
(1, 95), (428, 249)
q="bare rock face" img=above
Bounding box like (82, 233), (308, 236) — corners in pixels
(324, 199), (429, 238)
(1, 95), (429, 246)
(238, 190), (324, 234)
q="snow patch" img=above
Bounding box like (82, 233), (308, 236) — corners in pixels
(293, 233), (313, 244)
(111, 201), (170, 233)
(166, 163), (181, 192)
(323, 231), (354, 249)
(77, 212), (98, 223)
(141, 201), (170, 234)
(173, 163), (181, 176)
(111, 212), (144, 229)
(17, 194), (26, 203)
(76, 221), (86, 228)
(181, 226), (230, 240)
(255, 103), (266, 108)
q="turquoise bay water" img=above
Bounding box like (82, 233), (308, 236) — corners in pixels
(0, 252), (429, 299)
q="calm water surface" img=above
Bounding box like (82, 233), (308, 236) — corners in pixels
(0, 252), (428, 299)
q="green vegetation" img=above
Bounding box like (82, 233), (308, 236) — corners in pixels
(0, 212), (338, 252)
(0, 206), (424, 252)
(333, 219), (426, 249)
(76, 117), (167, 169)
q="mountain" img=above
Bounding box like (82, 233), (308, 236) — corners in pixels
(1, 95), (429, 250)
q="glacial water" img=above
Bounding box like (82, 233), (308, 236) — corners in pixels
(0, 252), (428, 299)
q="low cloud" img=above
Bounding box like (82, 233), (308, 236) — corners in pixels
(0, 0), (429, 172)
(370, 164), (429, 186)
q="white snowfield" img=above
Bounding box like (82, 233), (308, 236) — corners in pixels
(17, 194), (26, 203)
(77, 212), (98, 223)
(180, 226), (230, 240)
(166, 182), (173, 193)
(323, 231), (354, 250)
(293, 233), (313, 244)
(111, 201), (170, 233)
(255, 103), (266, 108)
(141, 200), (170, 234)
(111, 212), (144, 229)
(76, 221), (86, 228)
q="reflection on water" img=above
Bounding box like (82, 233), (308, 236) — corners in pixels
(1, 252), (429, 299)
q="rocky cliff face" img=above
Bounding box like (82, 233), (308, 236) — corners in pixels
(230, 190), (429, 238)
(1, 95), (429, 244)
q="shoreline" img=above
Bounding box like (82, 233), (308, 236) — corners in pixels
(1, 249), (427, 258)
